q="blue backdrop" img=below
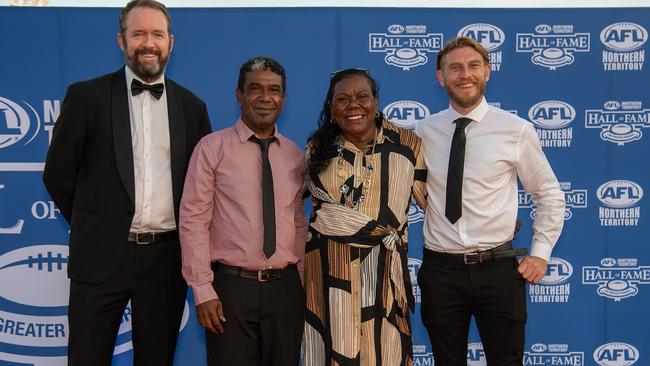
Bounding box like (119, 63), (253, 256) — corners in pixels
(0, 6), (648, 366)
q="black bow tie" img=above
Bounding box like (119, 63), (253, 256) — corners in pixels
(130, 79), (164, 100)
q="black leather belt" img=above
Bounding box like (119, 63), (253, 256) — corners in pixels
(212, 262), (298, 282)
(424, 241), (528, 265)
(127, 230), (178, 244)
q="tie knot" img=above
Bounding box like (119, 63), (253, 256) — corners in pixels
(453, 117), (472, 129)
(250, 136), (276, 151)
(130, 79), (164, 100)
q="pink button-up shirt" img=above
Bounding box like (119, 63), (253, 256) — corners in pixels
(180, 118), (307, 305)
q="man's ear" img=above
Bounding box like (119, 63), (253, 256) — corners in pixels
(235, 88), (243, 107)
(117, 32), (125, 52)
(436, 69), (445, 87)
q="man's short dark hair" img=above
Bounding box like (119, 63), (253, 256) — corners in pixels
(119, 0), (172, 35)
(436, 36), (490, 70)
(238, 56), (286, 93)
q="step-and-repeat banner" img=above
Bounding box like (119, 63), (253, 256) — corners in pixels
(1, 6), (648, 366)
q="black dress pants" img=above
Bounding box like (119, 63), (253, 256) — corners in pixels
(67, 239), (187, 366)
(205, 269), (305, 366)
(418, 249), (527, 366)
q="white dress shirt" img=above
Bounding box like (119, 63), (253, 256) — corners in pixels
(415, 97), (565, 260)
(125, 66), (176, 233)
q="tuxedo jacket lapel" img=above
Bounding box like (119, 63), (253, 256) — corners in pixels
(165, 79), (187, 210)
(111, 68), (135, 207)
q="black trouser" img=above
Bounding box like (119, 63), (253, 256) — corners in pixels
(205, 268), (305, 366)
(418, 249), (527, 366)
(67, 239), (187, 366)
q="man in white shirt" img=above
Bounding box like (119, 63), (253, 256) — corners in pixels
(43, 1), (211, 364)
(415, 36), (565, 365)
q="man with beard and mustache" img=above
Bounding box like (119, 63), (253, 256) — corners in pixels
(415, 36), (565, 365)
(43, 1), (211, 365)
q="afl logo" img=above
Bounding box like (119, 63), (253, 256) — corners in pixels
(388, 24), (405, 34)
(458, 23), (505, 51)
(467, 342), (486, 365)
(540, 257), (573, 285)
(535, 24), (552, 34)
(0, 96), (40, 149)
(601, 257), (617, 267)
(531, 343), (548, 352)
(594, 342), (639, 366)
(383, 100), (430, 130)
(597, 180), (643, 208)
(600, 22), (647, 52)
(604, 101), (621, 110)
(528, 100), (575, 129)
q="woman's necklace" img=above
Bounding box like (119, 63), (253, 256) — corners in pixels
(336, 132), (378, 210)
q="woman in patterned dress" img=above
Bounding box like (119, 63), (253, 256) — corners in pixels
(302, 68), (427, 366)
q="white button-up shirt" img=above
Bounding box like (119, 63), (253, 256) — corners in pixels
(125, 66), (175, 232)
(415, 97), (565, 260)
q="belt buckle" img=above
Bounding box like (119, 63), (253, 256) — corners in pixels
(463, 252), (481, 265)
(258, 269), (277, 282)
(136, 232), (152, 245)
(258, 270), (270, 282)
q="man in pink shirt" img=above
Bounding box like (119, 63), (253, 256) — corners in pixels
(179, 56), (306, 366)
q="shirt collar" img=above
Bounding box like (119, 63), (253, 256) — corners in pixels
(234, 118), (283, 147)
(448, 96), (489, 124)
(124, 65), (167, 97)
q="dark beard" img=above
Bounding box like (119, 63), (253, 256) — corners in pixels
(125, 46), (168, 83)
(445, 80), (487, 109)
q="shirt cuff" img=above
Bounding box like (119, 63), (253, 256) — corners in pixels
(529, 241), (553, 262)
(192, 282), (218, 305)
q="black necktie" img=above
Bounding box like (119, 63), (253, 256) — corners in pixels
(250, 136), (277, 258)
(131, 79), (164, 100)
(445, 117), (472, 224)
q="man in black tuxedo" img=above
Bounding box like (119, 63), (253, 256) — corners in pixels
(42, 1), (211, 365)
